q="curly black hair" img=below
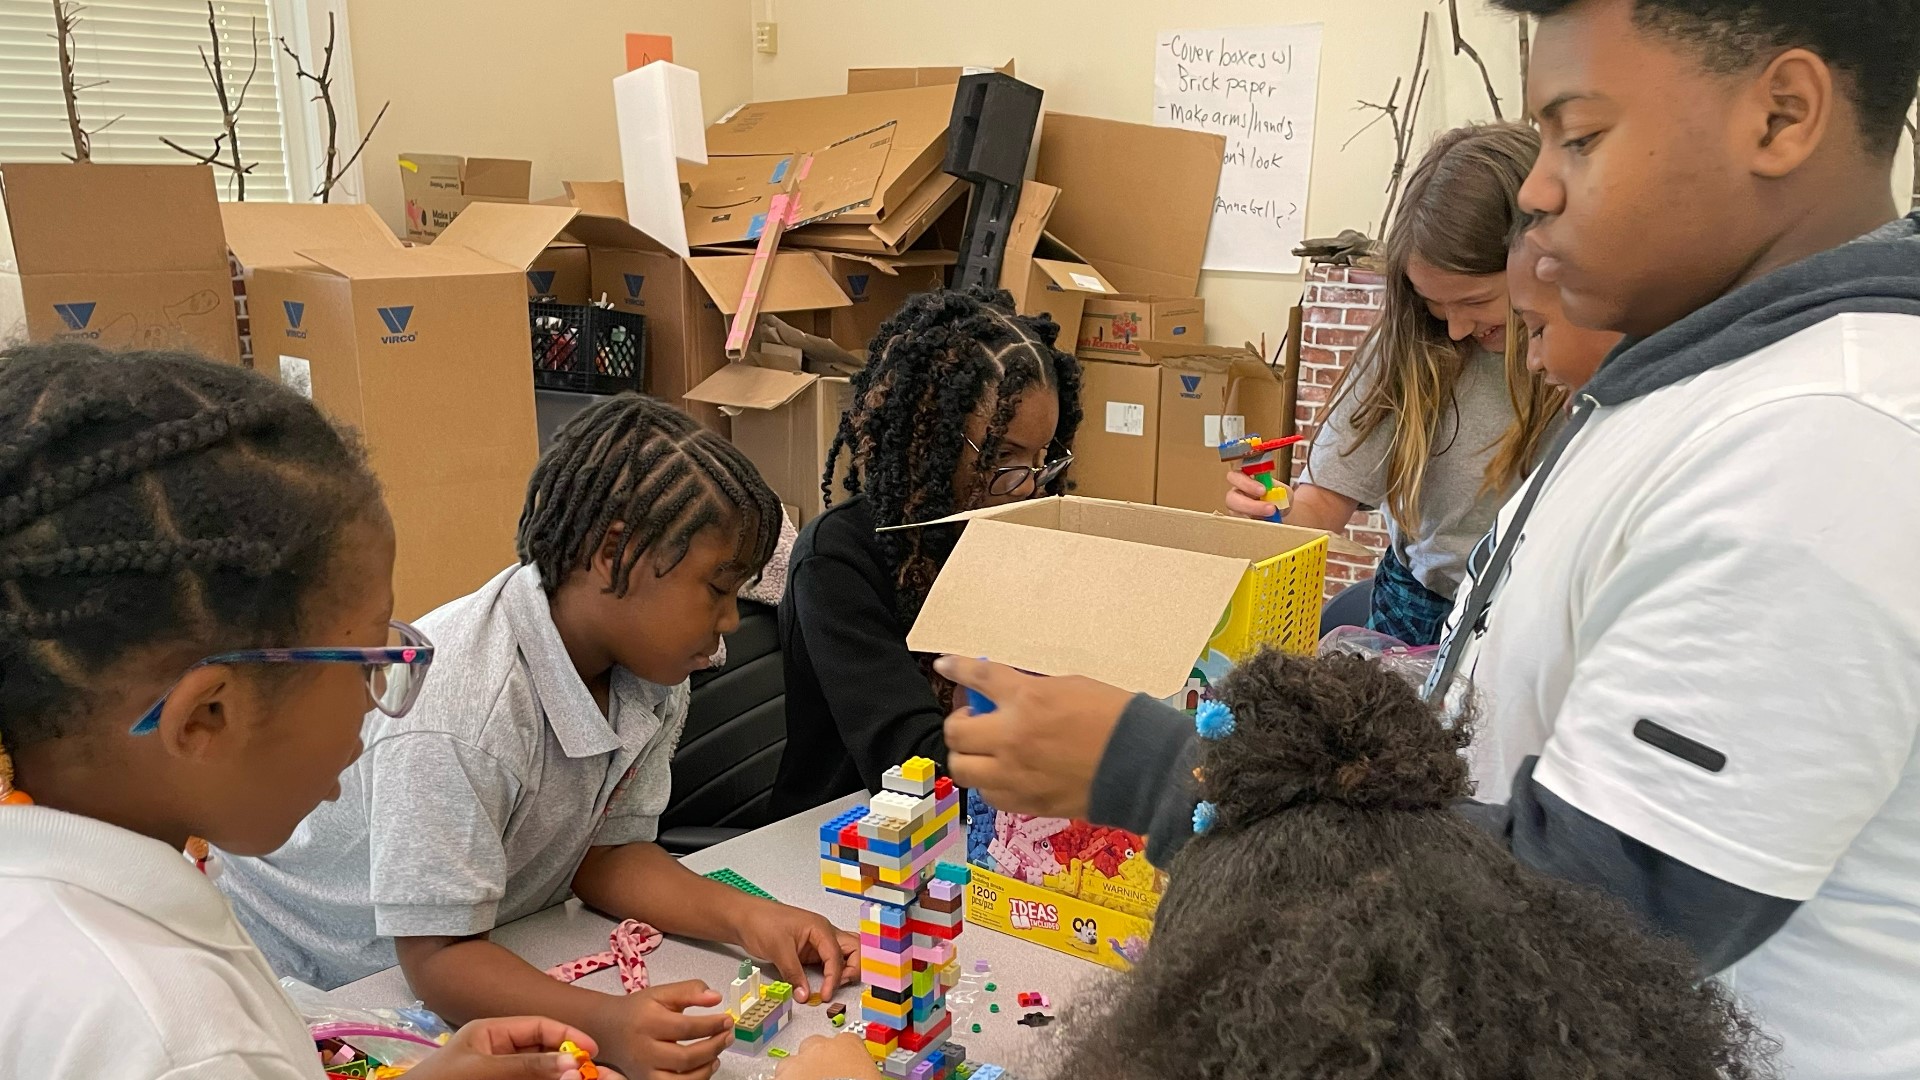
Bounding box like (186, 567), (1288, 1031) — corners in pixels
(826, 286), (1082, 625)
(1041, 650), (1774, 1080)
(517, 393), (780, 597)
(1498, 0), (1920, 155)
(0, 341), (381, 750)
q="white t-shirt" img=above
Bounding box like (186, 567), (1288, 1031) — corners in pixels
(1439, 312), (1920, 1079)
(0, 805), (324, 1079)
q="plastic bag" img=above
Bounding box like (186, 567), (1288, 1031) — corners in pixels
(1317, 625), (1438, 687)
(281, 978), (453, 1073)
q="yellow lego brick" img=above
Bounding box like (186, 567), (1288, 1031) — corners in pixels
(865, 1038), (896, 1062)
(862, 990), (910, 1019)
(861, 954), (907, 981)
(901, 757), (936, 783)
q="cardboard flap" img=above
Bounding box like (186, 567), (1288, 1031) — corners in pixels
(1032, 258), (1114, 294)
(906, 517), (1249, 698)
(1034, 114), (1226, 296)
(221, 203), (401, 272)
(433, 202), (581, 270)
(1137, 340), (1259, 370)
(706, 84), (955, 157)
(684, 361), (818, 410)
(562, 180), (631, 219)
(294, 244), (503, 280)
(791, 124), (894, 225)
(2, 163), (228, 275)
(560, 212), (669, 254)
(462, 157), (533, 199)
(687, 253), (852, 314)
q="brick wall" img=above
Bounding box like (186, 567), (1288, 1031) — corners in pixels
(1295, 263), (1390, 598)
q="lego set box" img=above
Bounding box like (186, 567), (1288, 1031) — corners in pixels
(900, 496), (1346, 966)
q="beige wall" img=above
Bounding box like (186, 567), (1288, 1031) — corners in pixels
(749, 0), (1530, 351)
(347, 0), (754, 234)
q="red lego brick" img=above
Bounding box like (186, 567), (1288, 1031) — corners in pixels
(934, 777), (954, 799)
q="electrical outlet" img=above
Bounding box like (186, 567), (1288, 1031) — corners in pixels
(754, 21), (778, 54)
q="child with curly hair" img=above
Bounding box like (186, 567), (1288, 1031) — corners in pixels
(769, 286), (1081, 816)
(777, 650), (1772, 1080)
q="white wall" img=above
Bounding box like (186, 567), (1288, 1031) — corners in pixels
(347, 0), (755, 233)
(749, 0), (1530, 351)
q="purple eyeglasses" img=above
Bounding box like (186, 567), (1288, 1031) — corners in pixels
(128, 619), (435, 735)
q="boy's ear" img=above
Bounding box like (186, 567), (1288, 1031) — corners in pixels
(1747, 47), (1834, 179)
(157, 665), (239, 764)
(591, 524), (630, 591)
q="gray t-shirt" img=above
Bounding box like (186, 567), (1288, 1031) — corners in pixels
(218, 563), (687, 990)
(1304, 346), (1525, 597)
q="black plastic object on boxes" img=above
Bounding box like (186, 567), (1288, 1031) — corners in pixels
(944, 72), (1044, 292)
(528, 301), (648, 396)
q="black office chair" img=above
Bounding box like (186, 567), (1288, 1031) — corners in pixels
(656, 600), (788, 855)
(1319, 578), (1376, 639)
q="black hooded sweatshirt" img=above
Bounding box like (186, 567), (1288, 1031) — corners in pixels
(1089, 211), (1920, 973)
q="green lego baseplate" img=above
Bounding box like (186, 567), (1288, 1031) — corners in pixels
(704, 867), (777, 901)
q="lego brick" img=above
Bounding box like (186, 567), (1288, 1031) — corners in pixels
(703, 867), (777, 901)
(902, 756), (937, 783)
(884, 1049), (917, 1079)
(867, 982), (911, 1005)
(883, 764), (937, 798)
(870, 791), (922, 823)
(820, 805), (871, 844)
(934, 862), (972, 884)
(862, 930), (911, 953)
(934, 776), (955, 799)
(863, 901), (908, 927)
(928, 878), (959, 903)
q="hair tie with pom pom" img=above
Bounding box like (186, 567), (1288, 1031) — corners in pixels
(1193, 800), (1218, 836)
(1194, 699), (1235, 740)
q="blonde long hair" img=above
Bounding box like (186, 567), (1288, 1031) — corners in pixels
(1328, 123), (1566, 534)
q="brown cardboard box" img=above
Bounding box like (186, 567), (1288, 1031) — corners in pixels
(781, 170), (966, 256)
(559, 180), (852, 432)
(1034, 114), (1225, 296)
(814, 250), (953, 354)
(998, 181), (1117, 342)
(1077, 295), (1205, 360)
(397, 152), (533, 242)
(847, 59), (1015, 94)
(685, 361), (856, 523)
(243, 201), (577, 619)
(526, 244), (590, 302)
(902, 496), (1341, 698)
(223, 203), (402, 283)
(693, 84), (960, 244)
(1067, 341), (1284, 513)
(0, 163), (240, 363)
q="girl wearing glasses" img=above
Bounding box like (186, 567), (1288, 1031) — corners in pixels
(0, 344), (597, 1080)
(770, 286), (1082, 816)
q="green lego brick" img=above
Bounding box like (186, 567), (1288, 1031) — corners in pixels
(769, 1048), (791, 1059)
(705, 867), (777, 901)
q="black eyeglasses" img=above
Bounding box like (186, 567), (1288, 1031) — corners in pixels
(966, 436), (1074, 497)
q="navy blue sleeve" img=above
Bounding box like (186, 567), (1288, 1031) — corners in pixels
(1086, 695), (1203, 868)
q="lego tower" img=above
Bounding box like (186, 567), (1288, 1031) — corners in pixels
(820, 756), (976, 1080)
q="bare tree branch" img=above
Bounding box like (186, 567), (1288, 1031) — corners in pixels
(1381, 13), (1432, 232)
(1908, 103), (1918, 205)
(281, 12), (390, 202)
(1449, 0), (1504, 120)
(1518, 16), (1532, 115)
(1344, 77), (1401, 151)
(163, 3), (255, 198)
(52, 0), (92, 162)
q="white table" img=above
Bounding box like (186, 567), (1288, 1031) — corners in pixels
(327, 796), (1104, 1077)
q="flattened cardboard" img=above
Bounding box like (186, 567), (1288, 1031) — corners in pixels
(783, 170), (965, 255)
(686, 253), (853, 316)
(904, 497), (1329, 698)
(244, 202), (574, 619)
(815, 249), (953, 353)
(1034, 114), (1225, 296)
(997, 181), (1114, 340)
(1, 163), (240, 363)
(684, 125), (895, 248)
(848, 60), (1014, 94)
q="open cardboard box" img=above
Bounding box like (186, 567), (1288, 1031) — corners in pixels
(684, 353), (855, 524)
(1072, 341), (1288, 513)
(0, 163), (240, 363)
(814, 249), (954, 354)
(398, 152), (533, 241)
(901, 495), (1348, 966)
(237, 201), (578, 620)
(847, 59), (1015, 94)
(998, 181), (1115, 342)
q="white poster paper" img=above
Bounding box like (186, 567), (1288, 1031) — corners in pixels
(1153, 24), (1322, 275)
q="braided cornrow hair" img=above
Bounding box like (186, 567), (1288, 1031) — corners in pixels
(517, 394), (781, 596)
(0, 341), (381, 753)
(825, 286), (1082, 627)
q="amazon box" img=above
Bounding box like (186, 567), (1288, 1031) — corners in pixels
(398, 152), (532, 241)
(243, 202), (578, 619)
(0, 163), (240, 362)
(1077, 295), (1205, 360)
(1069, 341), (1283, 513)
(814, 250), (954, 354)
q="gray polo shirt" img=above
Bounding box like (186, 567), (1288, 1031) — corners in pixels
(218, 563), (687, 990)
(1304, 346), (1525, 597)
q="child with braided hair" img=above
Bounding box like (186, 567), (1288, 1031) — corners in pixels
(0, 342), (605, 1080)
(219, 392), (858, 1080)
(769, 286), (1081, 816)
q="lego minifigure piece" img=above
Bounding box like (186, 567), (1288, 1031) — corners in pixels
(971, 1024), (982, 1034)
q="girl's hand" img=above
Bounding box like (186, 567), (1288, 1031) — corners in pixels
(594, 980), (732, 1080)
(409, 1017), (619, 1080)
(1225, 468), (1282, 521)
(734, 900), (859, 1003)
(774, 1034), (886, 1080)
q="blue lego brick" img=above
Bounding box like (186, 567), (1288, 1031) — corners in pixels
(971, 1067), (1005, 1080)
(861, 831), (912, 858)
(864, 1005), (905, 1028)
(935, 862), (973, 885)
(819, 805), (870, 843)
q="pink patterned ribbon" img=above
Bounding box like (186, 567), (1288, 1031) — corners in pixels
(545, 919), (664, 993)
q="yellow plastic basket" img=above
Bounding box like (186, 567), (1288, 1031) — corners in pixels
(1206, 533), (1330, 660)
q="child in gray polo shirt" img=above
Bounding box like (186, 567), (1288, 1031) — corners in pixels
(220, 396), (857, 1080)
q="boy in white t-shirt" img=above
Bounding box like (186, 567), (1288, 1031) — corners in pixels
(0, 345), (593, 1080)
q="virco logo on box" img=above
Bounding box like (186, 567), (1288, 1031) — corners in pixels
(847, 274), (871, 301)
(622, 273), (647, 306)
(1179, 374), (1203, 399)
(51, 302), (100, 339)
(525, 270), (556, 295)
(283, 300), (308, 339)
(376, 305), (416, 344)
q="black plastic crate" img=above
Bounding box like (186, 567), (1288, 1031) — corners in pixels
(528, 301), (647, 396)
